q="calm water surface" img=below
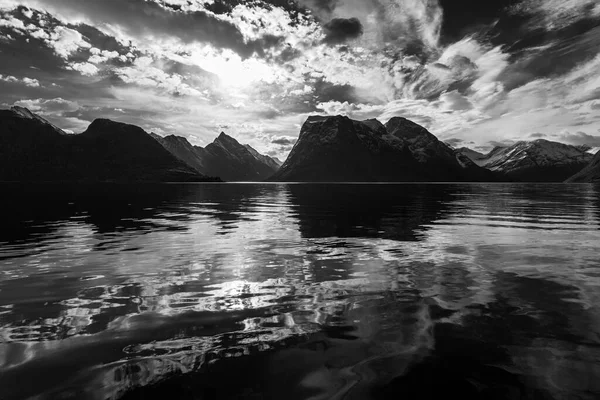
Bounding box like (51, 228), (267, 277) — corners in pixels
(1, 183), (600, 400)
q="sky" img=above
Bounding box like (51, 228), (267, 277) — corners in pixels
(1, 0), (600, 158)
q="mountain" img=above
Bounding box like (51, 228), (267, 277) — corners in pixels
(0, 107), (214, 182)
(566, 151), (600, 182)
(455, 147), (485, 163)
(150, 133), (209, 175)
(152, 132), (280, 181)
(244, 144), (282, 170)
(199, 133), (279, 181)
(269, 115), (494, 182)
(458, 139), (593, 182)
(587, 147), (600, 155)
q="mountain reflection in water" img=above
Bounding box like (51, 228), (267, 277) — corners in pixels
(1, 183), (600, 400)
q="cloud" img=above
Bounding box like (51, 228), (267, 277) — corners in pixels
(438, 90), (472, 111)
(488, 140), (513, 148)
(271, 136), (297, 146)
(322, 17), (363, 44)
(12, 0), (283, 58)
(67, 62), (98, 76)
(510, 0), (600, 30)
(557, 131), (600, 147)
(0, 74), (40, 87)
(13, 97), (80, 113)
(47, 26), (91, 58)
(444, 137), (464, 148)
(114, 56), (207, 97)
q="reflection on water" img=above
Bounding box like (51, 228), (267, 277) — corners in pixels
(0, 183), (600, 400)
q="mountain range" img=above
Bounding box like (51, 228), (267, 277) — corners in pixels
(456, 140), (593, 182)
(151, 132), (281, 181)
(1, 106), (599, 183)
(0, 106), (214, 182)
(270, 115), (494, 182)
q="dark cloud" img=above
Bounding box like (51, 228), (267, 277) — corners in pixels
(322, 17), (363, 45)
(202, 0), (239, 14)
(529, 132), (544, 138)
(313, 81), (358, 104)
(500, 24), (600, 92)
(271, 136), (297, 145)
(438, 0), (519, 44)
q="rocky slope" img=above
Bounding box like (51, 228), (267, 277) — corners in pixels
(565, 151), (600, 182)
(458, 140), (593, 182)
(0, 107), (213, 182)
(152, 132), (281, 181)
(270, 115), (494, 182)
(244, 144), (282, 170)
(150, 133), (210, 175)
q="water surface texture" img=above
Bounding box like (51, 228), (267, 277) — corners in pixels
(1, 183), (600, 400)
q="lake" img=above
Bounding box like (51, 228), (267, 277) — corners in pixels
(1, 183), (600, 400)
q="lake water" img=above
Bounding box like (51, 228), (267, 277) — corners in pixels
(1, 183), (600, 400)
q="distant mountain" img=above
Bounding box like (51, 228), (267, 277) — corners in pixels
(0, 107), (214, 182)
(269, 115), (494, 182)
(458, 140), (592, 182)
(455, 147), (485, 163)
(244, 144), (282, 170)
(566, 151), (600, 182)
(150, 133), (209, 175)
(152, 132), (280, 181)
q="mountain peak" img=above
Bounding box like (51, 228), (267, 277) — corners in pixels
(84, 118), (148, 139)
(385, 116), (431, 140)
(11, 106), (37, 119)
(216, 131), (235, 141)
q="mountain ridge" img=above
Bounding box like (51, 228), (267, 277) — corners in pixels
(151, 131), (281, 181)
(458, 139), (592, 182)
(0, 107), (216, 182)
(270, 115), (494, 182)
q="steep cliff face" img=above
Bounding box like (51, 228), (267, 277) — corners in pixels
(0, 107), (209, 182)
(459, 140), (593, 182)
(270, 115), (493, 182)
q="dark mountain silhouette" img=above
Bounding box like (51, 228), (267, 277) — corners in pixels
(0, 107), (215, 182)
(149, 133), (210, 175)
(152, 132), (280, 181)
(458, 140), (592, 182)
(269, 115), (494, 182)
(565, 150), (600, 182)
